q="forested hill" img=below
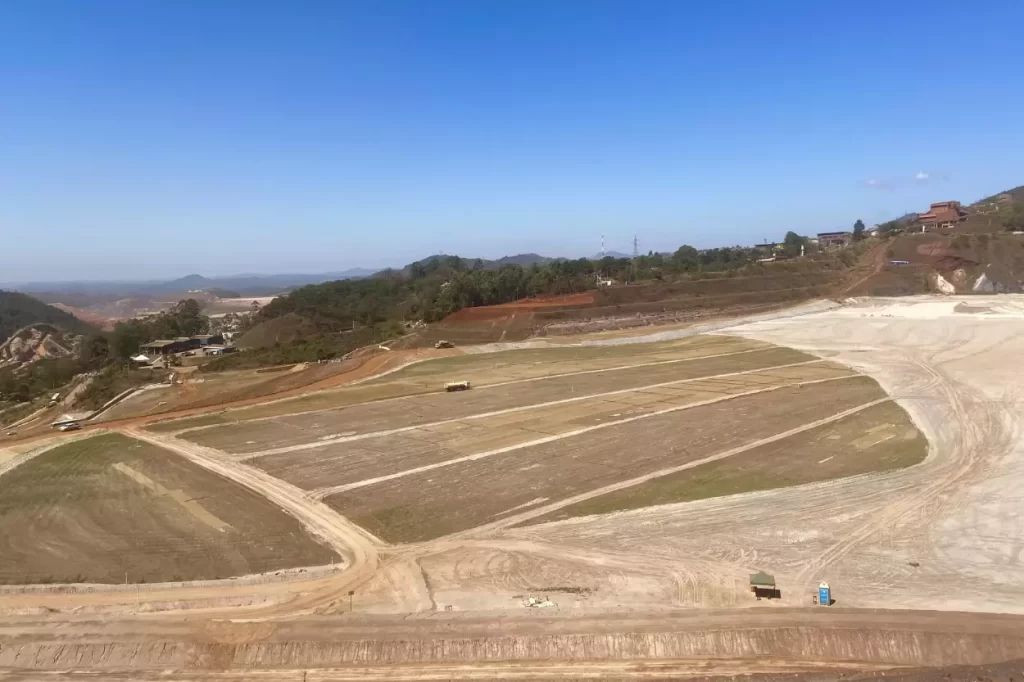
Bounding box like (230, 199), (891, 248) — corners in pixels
(252, 252), (616, 337)
(402, 253), (553, 274)
(243, 245), (792, 349)
(0, 290), (96, 344)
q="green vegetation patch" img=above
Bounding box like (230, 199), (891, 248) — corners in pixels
(0, 433), (336, 584)
(365, 335), (755, 384)
(526, 401), (926, 524)
(327, 376), (886, 543)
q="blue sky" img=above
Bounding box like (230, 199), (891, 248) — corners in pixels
(2, 0), (1022, 281)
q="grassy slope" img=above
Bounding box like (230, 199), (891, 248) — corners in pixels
(327, 377), (884, 543)
(528, 400), (926, 524)
(0, 433), (336, 584)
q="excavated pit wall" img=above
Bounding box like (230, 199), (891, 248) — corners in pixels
(4, 626), (1024, 671)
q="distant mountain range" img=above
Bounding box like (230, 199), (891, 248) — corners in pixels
(2, 252), (595, 299)
(402, 253), (555, 272)
(3, 269), (379, 298)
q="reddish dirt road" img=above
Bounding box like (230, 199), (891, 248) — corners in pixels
(443, 293), (595, 322)
(840, 242), (888, 295)
(4, 348), (454, 444)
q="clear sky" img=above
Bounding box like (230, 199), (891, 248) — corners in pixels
(2, 0), (1022, 282)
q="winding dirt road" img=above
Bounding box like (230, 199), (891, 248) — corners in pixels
(125, 428), (381, 617)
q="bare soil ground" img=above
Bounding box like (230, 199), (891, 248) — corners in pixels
(490, 296), (1024, 619)
(1, 609), (1024, 678)
(844, 232), (1024, 296)
(7, 296), (1024, 679)
(443, 293), (597, 320)
(0, 349), (451, 445)
(0, 433), (336, 584)
(252, 363), (856, 492)
(325, 377), (884, 542)
(183, 345), (811, 454)
(532, 400), (927, 522)
(97, 361), (362, 422)
(145, 412), (229, 433)
(371, 334), (764, 383)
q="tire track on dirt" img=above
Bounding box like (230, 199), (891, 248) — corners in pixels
(794, 352), (1013, 591)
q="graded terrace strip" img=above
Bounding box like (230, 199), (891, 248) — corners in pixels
(146, 413), (230, 433)
(324, 376), (884, 543)
(153, 335), (767, 431)
(525, 401), (928, 524)
(0, 433), (336, 584)
(182, 346), (813, 454)
(255, 362), (855, 491)
(363, 335), (763, 385)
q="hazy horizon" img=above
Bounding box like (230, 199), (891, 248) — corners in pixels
(0, 249), (623, 287)
(2, 0), (1022, 281)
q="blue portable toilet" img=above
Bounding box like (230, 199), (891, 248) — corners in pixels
(818, 582), (831, 606)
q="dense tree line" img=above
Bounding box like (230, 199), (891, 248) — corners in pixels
(253, 244), (805, 337)
(205, 247), (801, 370)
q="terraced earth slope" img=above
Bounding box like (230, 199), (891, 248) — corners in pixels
(0, 433), (336, 584)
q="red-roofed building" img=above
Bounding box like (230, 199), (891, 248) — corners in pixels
(918, 201), (967, 230)
(816, 231), (853, 248)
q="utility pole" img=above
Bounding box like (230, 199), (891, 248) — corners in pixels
(632, 235), (640, 282)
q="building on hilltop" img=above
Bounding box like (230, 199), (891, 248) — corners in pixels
(752, 241), (786, 261)
(918, 201), (967, 231)
(816, 231), (853, 248)
(192, 334), (223, 346)
(139, 339), (181, 356)
(139, 334), (225, 356)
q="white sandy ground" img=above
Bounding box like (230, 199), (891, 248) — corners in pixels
(441, 294), (1024, 615)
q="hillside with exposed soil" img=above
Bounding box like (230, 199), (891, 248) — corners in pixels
(841, 185), (1024, 296)
(396, 187), (1024, 347)
(845, 232), (1024, 297)
(0, 324), (78, 370)
(0, 291), (95, 344)
(396, 260), (854, 346)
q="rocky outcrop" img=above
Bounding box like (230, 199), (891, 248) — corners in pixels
(0, 324), (77, 369)
(931, 272), (956, 295)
